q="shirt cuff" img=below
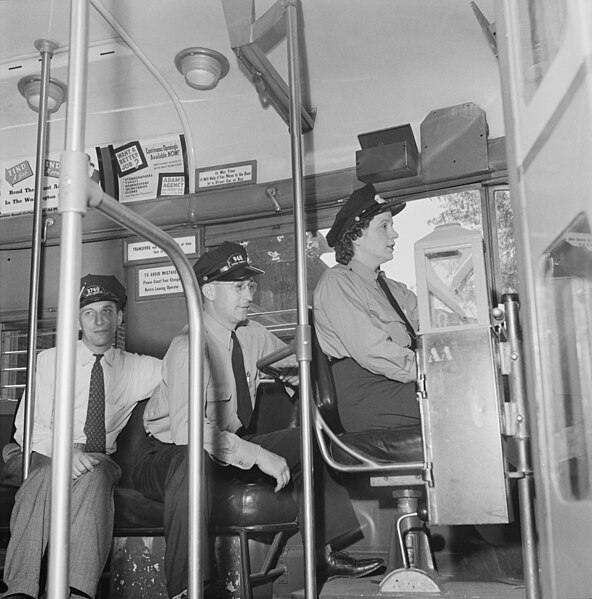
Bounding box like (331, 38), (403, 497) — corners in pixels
(233, 438), (261, 470)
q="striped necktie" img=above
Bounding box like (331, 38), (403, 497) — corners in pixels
(84, 354), (106, 453)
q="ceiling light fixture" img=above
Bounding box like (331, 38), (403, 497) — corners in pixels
(18, 75), (67, 114)
(174, 47), (230, 91)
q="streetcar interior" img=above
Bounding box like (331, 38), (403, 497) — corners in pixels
(1, 1), (589, 598)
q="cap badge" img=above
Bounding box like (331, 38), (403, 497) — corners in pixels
(374, 194), (385, 204)
(227, 252), (247, 268)
(83, 284), (102, 297)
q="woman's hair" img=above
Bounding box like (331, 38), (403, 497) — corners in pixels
(334, 218), (371, 265)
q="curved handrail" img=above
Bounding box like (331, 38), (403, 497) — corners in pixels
(87, 179), (205, 598)
(312, 406), (425, 474)
(257, 346), (426, 476)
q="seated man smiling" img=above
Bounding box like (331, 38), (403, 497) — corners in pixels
(133, 241), (386, 599)
(2, 274), (162, 599)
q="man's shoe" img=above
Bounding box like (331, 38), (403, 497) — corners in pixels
(319, 550), (385, 580)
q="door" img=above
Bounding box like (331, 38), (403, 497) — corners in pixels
(497, 1), (592, 596)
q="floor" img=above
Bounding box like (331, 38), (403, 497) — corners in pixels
(291, 575), (526, 599)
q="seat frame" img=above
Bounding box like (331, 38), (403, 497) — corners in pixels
(1, 385), (300, 599)
(308, 324), (439, 589)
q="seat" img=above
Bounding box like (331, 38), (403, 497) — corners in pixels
(309, 324), (441, 593)
(208, 382), (299, 599)
(110, 399), (166, 536)
(210, 475), (298, 599)
(112, 390), (299, 599)
(1, 390), (299, 599)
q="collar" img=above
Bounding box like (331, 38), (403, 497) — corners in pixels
(345, 258), (381, 284)
(204, 311), (238, 351)
(79, 341), (115, 367)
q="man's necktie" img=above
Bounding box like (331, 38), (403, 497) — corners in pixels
(231, 331), (253, 429)
(377, 272), (417, 352)
(84, 354), (106, 453)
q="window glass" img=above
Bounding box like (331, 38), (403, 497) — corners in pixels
(542, 212), (592, 501)
(319, 191), (484, 293)
(494, 189), (519, 294)
(0, 322), (56, 403)
(423, 243), (479, 328)
(235, 233), (329, 340)
(517, 0), (567, 103)
(0, 317), (126, 404)
(226, 188), (523, 339)
(231, 189), (494, 338)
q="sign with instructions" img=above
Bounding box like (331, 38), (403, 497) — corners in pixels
(195, 160), (256, 191)
(125, 235), (197, 265)
(137, 265), (183, 298)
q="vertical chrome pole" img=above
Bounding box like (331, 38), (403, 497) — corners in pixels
(503, 293), (540, 599)
(187, 231), (204, 593)
(48, 1), (89, 598)
(22, 39), (59, 480)
(286, 2), (317, 597)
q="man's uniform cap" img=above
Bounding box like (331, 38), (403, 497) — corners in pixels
(193, 241), (264, 285)
(80, 274), (126, 309)
(326, 183), (406, 247)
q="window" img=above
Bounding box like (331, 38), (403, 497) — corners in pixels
(221, 186), (518, 336)
(319, 189), (486, 293)
(0, 319), (56, 403)
(494, 189), (519, 295)
(0, 316), (126, 404)
(542, 212), (592, 501)
(517, 0), (567, 103)
(222, 232), (327, 341)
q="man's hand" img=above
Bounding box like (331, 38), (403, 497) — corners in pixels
(72, 446), (100, 480)
(255, 448), (291, 492)
(279, 365), (299, 387)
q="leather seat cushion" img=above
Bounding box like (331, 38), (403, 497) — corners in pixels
(331, 425), (423, 465)
(209, 479), (298, 529)
(2, 475), (298, 535)
(2, 394), (300, 536)
(111, 399), (151, 490)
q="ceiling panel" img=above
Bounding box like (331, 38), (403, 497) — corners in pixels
(0, 0), (500, 183)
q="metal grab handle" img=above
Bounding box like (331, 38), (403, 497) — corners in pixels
(503, 294), (539, 599)
(256, 342), (295, 377)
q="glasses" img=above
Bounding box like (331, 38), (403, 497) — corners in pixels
(213, 280), (258, 294)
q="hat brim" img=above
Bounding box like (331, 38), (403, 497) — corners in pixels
(204, 264), (265, 283)
(80, 293), (123, 309)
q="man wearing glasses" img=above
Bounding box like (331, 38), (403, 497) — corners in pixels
(133, 241), (384, 599)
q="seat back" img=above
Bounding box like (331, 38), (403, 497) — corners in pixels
(310, 324), (345, 433)
(111, 398), (152, 489)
